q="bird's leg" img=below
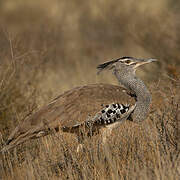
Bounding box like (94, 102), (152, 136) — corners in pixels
(76, 126), (92, 153)
(76, 133), (85, 153)
(76, 116), (90, 152)
(76, 115), (99, 152)
(77, 144), (84, 153)
(101, 127), (112, 145)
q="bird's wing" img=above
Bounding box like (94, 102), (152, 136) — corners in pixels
(2, 83), (135, 152)
(31, 83), (135, 127)
(62, 103), (136, 135)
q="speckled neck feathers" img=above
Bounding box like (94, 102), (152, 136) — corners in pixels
(113, 68), (151, 122)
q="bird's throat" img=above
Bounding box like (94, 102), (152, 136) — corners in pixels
(128, 77), (152, 122)
(115, 72), (151, 122)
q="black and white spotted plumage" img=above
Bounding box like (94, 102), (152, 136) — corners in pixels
(61, 102), (133, 135)
(85, 103), (130, 127)
(1, 57), (156, 152)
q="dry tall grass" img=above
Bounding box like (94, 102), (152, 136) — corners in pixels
(0, 0), (180, 179)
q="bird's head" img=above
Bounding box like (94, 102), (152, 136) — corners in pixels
(97, 57), (157, 75)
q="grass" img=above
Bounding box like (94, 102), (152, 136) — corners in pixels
(0, 0), (180, 179)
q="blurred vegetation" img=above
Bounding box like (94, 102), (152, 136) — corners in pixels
(0, 0), (180, 179)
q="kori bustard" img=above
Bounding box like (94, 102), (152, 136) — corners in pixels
(1, 57), (157, 152)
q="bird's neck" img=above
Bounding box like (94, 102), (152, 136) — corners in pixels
(115, 72), (151, 122)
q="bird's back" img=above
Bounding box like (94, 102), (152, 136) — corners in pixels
(2, 56), (157, 152)
(30, 83), (135, 127)
(6, 83), (135, 143)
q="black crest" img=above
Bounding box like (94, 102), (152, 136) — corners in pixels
(97, 57), (133, 71)
(97, 59), (118, 70)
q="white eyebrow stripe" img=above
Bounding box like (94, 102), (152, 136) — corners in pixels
(119, 59), (136, 65)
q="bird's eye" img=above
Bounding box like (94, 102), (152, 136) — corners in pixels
(125, 60), (131, 64)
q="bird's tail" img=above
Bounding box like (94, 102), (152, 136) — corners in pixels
(0, 126), (47, 153)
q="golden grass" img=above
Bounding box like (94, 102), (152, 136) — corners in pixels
(0, 0), (180, 179)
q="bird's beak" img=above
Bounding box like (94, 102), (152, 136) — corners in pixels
(134, 58), (157, 69)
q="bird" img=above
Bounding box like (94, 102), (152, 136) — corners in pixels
(1, 56), (157, 152)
